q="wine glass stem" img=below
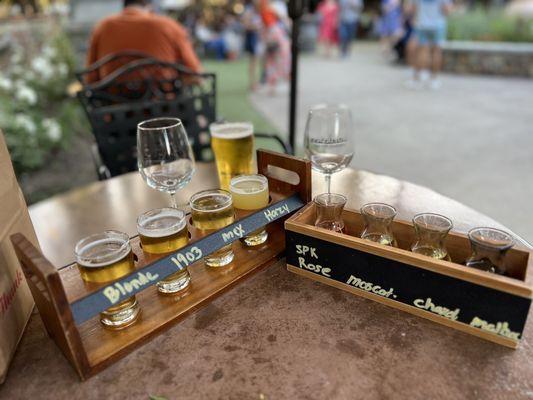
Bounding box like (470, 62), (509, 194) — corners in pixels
(169, 192), (178, 208)
(325, 173), (332, 194)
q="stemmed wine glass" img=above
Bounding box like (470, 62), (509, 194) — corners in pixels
(304, 104), (354, 193)
(137, 117), (195, 208)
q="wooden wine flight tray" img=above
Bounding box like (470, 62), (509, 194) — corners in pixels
(285, 203), (533, 348)
(10, 150), (311, 380)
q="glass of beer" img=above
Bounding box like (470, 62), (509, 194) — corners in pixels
(210, 122), (255, 190)
(230, 174), (269, 246)
(137, 208), (190, 294)
(190, 189), (235, 267)
(75, 230), (140, 329)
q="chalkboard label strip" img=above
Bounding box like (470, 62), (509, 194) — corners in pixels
(285, 230), (532, 348)
(71, 194), (305, 325)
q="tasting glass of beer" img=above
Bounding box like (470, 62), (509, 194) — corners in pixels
(190, 189), (235, 267)
(75, 230), (140, 329)
(137, 208), (190, 294)
(210, 122), (255, 190)
(230, 174), (269, 246)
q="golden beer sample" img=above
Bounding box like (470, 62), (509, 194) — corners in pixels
(230, 174), (269, 246)
(75, 231), (140, 329)
(137, 208), (191, 294)
(190, 189), (235, 267)
(210, 122), (255, 190)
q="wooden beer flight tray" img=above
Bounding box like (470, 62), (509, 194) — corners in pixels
(285, 203), (532, 348)
(11, 150), (311, 380)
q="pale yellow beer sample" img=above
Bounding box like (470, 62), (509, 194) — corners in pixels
(230, 174), (269, 246)
(190, 189), (235, 267)
(210, 122), (255, 190)
(137, 208), (190, 294)
(75, 231), (140, 329)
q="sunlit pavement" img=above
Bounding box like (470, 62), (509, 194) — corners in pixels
(250, 42), (533, 242)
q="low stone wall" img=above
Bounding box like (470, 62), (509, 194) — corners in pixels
(442, 41), (533, 78)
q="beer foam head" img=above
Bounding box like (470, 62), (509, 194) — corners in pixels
(209, 122), (253, 139)
(75, 230), (131, 268)
(230, 174), (268, 195)
(137, 208), (187, 238)
(190, 189), (233, 212)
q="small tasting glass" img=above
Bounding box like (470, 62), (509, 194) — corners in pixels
(465, 227), (514, 275)
(411, 213), (453, 261)
(137, 208), (191, 294)
(75, 230), (140, 329)
(314, 193), (347, 233)
(230, 174), (269, 247)
(190, 189), (235, 267)
(360, 203), (397, 246)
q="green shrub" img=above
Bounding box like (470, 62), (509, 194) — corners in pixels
(0, 28), (87, 172)
(447, 8), (533, 43)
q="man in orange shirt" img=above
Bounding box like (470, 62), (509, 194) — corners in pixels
(86, 0), (202, 83)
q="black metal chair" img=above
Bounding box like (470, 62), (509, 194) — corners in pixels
(77, 56), (291, 179)
(75, 50), (153, 83)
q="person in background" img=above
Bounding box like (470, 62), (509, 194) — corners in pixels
(196, 17), (228, 60)
(86, 0), (201, 83)
(378, 0), (403, 57)
(407, 0), (452, 89)
(242, 0), (263, 91)
(317, 0), (339, 58)
(259, 0), (291, 95)
(338, 0), (362, 58)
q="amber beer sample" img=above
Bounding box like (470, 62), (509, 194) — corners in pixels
(190, 189), (235, 267)
(137, 208), (190, 294)
(210, 122), (255, 190)
(75, 230), (140, 329)
(230, 174), (269, 246)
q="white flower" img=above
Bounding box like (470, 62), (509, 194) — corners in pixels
(15, 83), (37, 105)
(14, 114), (37, 135)
(42, 45), (57, 59)
(42, 118), (62, 142)
(57, 63), (68, 76)
(31, 56), (54, 80)
(0, 74), (13, 91)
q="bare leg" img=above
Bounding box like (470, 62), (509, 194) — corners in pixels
(430, 45), (442, 78)
(248, 55), (257, 91)
(416, 45), (429, 79)
(406, 38), (417, 70)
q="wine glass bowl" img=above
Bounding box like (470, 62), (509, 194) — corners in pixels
(304, 104), (354, 193)
(137, 117), (196, 208)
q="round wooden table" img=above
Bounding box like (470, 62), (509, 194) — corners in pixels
(2, 164), (532, 399)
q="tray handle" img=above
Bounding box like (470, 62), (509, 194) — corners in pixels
(257, 149), (311, 204)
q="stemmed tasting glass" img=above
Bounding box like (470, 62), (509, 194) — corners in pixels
(137, 118), (195, 208)
(304, 104), (354, 193)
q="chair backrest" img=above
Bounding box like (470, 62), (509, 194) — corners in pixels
(75, 50), (152, 84)
(77, 58), (217, 177)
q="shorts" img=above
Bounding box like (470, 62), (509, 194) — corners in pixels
(244, 31), (259, 55)
(415, 26), (446, 46)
